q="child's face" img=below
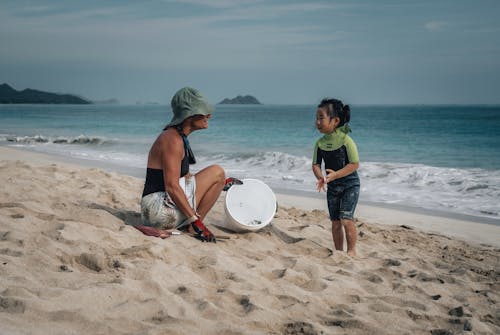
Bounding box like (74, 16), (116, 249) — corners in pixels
(316, 107), (339, 134)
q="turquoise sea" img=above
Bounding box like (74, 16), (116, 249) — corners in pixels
(1, 104), (499, 220)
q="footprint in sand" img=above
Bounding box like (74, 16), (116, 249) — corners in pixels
(328, 305), (355, 318)
(0, 231), (10, 241)
(376, 267), (404, 280)
(379, 296), (427, 311)
(282, 321), (318, 335)
(415, 272), (445, 284)
(238, 295), (256, 314)
(292, 263), (328, 292)
(0, 202), (27, 210)
(270, 268), (287, 279)
(365, 273), (384, 284)
(190, 256), (219, 282)
(120, 245), (154, 258)
(42, 223), (65, 241)
(368, 302), (393, 313)
(221, 271), (240, 282)
(150, 310), (179, 325)
(0, 296), (26, 314)
(323, 318), (366, 330)
(276, 295), (305, 309)
(36, 213), (57, 221)
(277, 255), (298, 269)
(300, 279), (327, 292)
(0, 248), (23, 257)
(383, 258), (402, 267)
(173, 285), (189, 295)
(75, 253), (104, 272)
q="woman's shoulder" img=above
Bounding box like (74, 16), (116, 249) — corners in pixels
(151, 129), (182, 155)
(159, 128), (181, 142)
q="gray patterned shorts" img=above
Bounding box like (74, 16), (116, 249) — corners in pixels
(140, 177), (196, 229)
(327, 182), (360, 221)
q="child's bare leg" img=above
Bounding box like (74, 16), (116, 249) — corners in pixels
(331, 220), (344, 251)
(341, 218), (357, 256)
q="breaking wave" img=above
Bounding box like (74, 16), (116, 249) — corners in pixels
(197, 152), (500, 219)
(1, 134), (111, 145)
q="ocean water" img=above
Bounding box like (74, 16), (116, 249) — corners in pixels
(1, 104), (500, 220)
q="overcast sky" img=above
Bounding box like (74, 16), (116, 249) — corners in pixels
(1, 0), (499, 105)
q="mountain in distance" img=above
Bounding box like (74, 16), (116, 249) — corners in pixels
(218, 95), (262, 105)
(0, 83), (91, 104)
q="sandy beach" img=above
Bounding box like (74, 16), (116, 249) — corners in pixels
(1, 146), (499, 335)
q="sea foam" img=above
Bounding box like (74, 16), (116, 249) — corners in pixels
(197, 152), (500, 219)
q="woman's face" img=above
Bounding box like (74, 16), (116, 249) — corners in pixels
(316, 107), (339, 134)
(189, 114), (212, 130)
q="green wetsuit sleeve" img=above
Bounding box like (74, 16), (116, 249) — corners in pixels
(345, 136), (359, 163)
(312, 140), (321, 165)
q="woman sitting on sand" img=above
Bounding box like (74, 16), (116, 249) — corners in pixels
(134, 87), (228, 243)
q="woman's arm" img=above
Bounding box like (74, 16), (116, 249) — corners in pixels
(160, 132), (198, 219)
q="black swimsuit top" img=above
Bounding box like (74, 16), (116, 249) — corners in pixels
(142, 131), (194, 197)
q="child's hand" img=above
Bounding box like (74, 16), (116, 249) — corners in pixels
(316, 177), (326, 192)
(325, 169), (337, 183)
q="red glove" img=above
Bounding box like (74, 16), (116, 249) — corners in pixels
(191, 219), (216, 243)
(223, 177), (243, 191)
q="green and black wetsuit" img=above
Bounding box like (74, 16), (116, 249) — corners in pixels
(313, 125), (360, 220)
(313, 125), (360, 185)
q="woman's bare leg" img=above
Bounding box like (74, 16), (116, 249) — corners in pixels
(194, 165), (225, 220)
(331, 220), (344, 251)
(341, 218), (357, 256)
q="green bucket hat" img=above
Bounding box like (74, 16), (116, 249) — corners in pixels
(168, 87), (214, 127)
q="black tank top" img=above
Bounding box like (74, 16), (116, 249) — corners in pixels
(142, 131), (194, 197)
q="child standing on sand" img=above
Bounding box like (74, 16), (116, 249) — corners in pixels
(312, 98), (360, 256)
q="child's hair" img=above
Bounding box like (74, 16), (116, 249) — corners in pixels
(318, 98), (351, 127)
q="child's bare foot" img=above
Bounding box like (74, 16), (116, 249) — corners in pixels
(347, 249), (357, 257)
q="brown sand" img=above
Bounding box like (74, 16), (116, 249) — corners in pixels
(0, 147), (499, 334)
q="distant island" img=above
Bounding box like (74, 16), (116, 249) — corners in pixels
(0, 83), (91, 104)
(218, 95), (261, 105)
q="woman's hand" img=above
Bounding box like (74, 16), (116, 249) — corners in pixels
(191, 219), (216, 243)
(325, 169), (338, 183)
(133, 225), (172, 239)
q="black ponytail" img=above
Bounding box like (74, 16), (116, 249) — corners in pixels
(318, 98), (350, 126)
(341, 104), (350, 126)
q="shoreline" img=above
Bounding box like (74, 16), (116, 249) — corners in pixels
(1, 145), (499, 248)
(2, 143), (498, 225)
(274, 186), (500, 227)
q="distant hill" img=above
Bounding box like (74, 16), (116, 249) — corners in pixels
(0, 83), (91, 104)
(218, 95), (261, 105)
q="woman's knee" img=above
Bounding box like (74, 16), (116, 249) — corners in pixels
(196, 164), (225, 185)
(209, 164), (226, 182)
